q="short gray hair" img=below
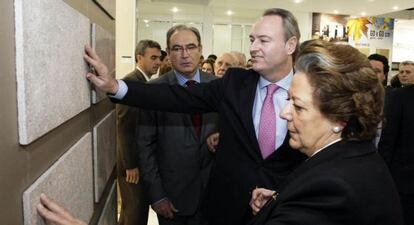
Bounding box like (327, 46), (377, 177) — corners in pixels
(135, 39), (161, 62)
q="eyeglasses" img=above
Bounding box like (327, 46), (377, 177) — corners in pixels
(169, 44), (200, 54)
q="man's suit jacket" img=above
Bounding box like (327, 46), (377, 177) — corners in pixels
(136, 70), (219, 216)
(250, 140), (403, 225)
(116, 68), (149, 225)
(378, 85), (414, 194)
(115, 68), (306, 225)
(117, 68), (146, 176)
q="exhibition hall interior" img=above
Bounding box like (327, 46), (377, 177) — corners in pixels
(0, 0), (413, 224)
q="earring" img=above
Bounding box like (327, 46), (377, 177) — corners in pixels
(332, 126), (342, 133)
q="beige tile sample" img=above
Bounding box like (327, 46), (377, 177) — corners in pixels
(97, 181), (117, 225)
(93, 110), (116, 202)
(15, 0), (91, 145)
(23, 133), (93, 225)
(91, 23), (115, 104)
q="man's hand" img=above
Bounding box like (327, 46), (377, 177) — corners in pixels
(206, 132), (220, 153)
(37, 193), (87, 225)
(83, 45), (119, 94)
(250, 188), (276, 215)
(126, 168), (139, 184)
(152, 199), (179, 219)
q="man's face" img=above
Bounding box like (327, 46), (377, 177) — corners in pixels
(369, 60), (385, 83)
(167, 30), (202, 78)
(398, 64), (414, 85)
(249, 15), (296, 80)
(214, 53), (237, 77)
(137, 47), (162, 76)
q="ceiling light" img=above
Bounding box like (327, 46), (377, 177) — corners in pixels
(171, 7), (179, 13)
(333, 10), (339, 14)
(226, 10), (233, 16)
(361, 12), (366, 16)
(393, 6), (399, 10)
(143, 19), (149, 23)
(294, 0), (303, 3)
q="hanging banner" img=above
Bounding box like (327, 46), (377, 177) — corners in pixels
(347, 17), (394, 59)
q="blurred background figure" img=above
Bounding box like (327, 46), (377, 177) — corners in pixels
(214, 52), (238, 77)
(207, 54), (217, 62)
(230, 51), (247, 68)
(398, 60), (414, 87)
(201, 58), (215, 75)
(368, 53), (389, 87)
(390, 74), (402, 88)
(158, 50), (172, 76)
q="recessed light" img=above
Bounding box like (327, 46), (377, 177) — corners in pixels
(333, 10), (339, 14)
(294, 0), (303, 3)
(226, 10), (233, 16)
(393, 6), (399, 10)
(361, 12), (366, 16)
(143, 19), (149, 23)
(171, 7), (179, 13)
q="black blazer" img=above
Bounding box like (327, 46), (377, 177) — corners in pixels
(115, 68), (306, 225)
(378, 85), (414, 194)
(250, 141), (403, 225)
(136, 70), (218, 216)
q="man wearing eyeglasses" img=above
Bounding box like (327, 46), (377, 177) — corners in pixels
(84, 8), (305, 225)
(133, 25), (218, 225)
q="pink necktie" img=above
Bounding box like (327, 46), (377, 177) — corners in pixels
(258, 84), (279, 159)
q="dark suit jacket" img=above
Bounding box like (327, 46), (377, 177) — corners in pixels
(117, 68), (146, 176)
(136, 70), (219, 216)
(114, 68), (305, 225)
(250, 140), (403, 225)
(378, 85), (414, 194)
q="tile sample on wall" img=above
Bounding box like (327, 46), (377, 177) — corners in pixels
(15, 0), (91, 145)
(23, 133), (93, 225)
(98, 181), (117, 225)
(93, 110), (116, 202)
(91, 23), (116, 104)
(94, 0), (116, 19)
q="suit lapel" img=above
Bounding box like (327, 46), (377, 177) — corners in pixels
(239, 71), (262, 160)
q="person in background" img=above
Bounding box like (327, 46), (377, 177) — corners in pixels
(159, 50), (172, 76)
(368, 53), (389, 86)
(83, 8), (306, 225)
(397, 60), (414, 87)
(231, 51), (247, 68)
(201, 58), (215, 75)
(135, 25), (218, 225)
(250, 39), (403, 225)
(117, 39), (161, 225)
(390, 74), (402, 88)
(214, 52), (238, 77)
(207, 54), (217, 62)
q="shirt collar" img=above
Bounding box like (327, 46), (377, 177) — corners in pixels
(174, 69), (201, 86)
(258, 70), (294, 91)
(136, 66), (151, 82)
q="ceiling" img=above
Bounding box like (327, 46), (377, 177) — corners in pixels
(138, 0), (414, 22)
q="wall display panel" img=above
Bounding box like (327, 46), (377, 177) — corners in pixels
(97, 181), (117, 225)
(91, 23), (115, 104)
(93, 110), (116, 202)
(14, 0), (91, 145)
(23, 133), (93, 225)
(94, 0), (115, 19)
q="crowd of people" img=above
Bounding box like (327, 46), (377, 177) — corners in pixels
(37, 6), (414, 225)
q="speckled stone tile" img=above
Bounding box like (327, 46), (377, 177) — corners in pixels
(98, 181), (117, 225)
(15, 0), (91, 145)
(91, 23), (115, 104)
(93, 110), (117, 202)
(23, 133), (93, 225)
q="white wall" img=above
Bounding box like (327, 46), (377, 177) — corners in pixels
(393, 19), (414, 62)
(116, 0), (136, 78)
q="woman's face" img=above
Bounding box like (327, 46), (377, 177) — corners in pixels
(280, 72), (342, 156)
(201, 63), (214, 74)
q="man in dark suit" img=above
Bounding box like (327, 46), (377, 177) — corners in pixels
(117, 39), (162, 225)
(135, 25), (218, 225)
(379, 84), (414, 225)
(84, 8), (305, 225)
